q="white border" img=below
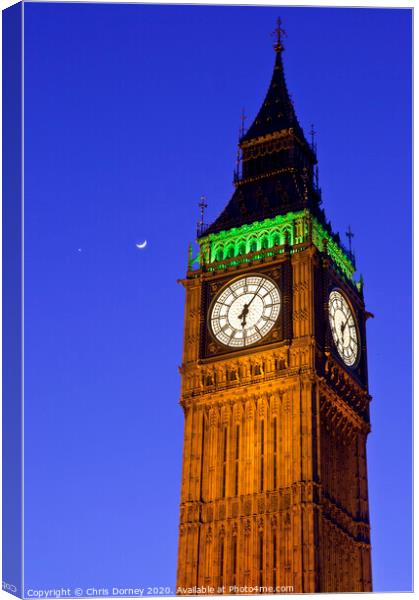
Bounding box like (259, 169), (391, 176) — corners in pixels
(0, 1), (414, 600)
(21, 1), (25, 596)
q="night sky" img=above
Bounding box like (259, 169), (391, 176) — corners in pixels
(23, 3), (412, 593)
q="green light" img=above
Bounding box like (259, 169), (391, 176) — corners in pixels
(193, 210), (355, 281)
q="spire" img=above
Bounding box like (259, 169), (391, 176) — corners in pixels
(240, 20), (311, 150)
(201, 19), (321, 238)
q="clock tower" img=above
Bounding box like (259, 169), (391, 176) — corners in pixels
(176, 21), (372, 594)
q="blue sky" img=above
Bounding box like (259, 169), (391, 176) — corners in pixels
(22, 3), (412, 593)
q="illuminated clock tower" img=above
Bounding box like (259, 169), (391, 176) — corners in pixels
(176, 21), (372, 594)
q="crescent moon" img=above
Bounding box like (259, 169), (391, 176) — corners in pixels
(136, 240), (147, 249)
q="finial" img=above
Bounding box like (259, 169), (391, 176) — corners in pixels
(272, 17), (287, 53)
(345, 225), (354, 255)
(188, 241), (193, 270)
(240, 108), (247, 138)
(357, 274), (365, 295)
(197, 195), (208, 236)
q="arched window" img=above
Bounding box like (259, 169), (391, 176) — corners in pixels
(238, 243), (246, 256)
(261, 236), (269, 249)
(200, 412), (206, 501)
(219, 535), (225, 589)
(215, 248), (223, 261)
(234, 425), (240, 496)
(273, 416), (278, 489)
(258, 531), (264, 588)
(272, 234), (280, 247)
(272, 530), (277, 591)
(282, 228), (292, 245)
(260, 420), (265, 492)
(231, 533), (237, 587)
(221, 426), (227, 498)
(227, 246), (235, 258)
(250, 239), (257, 253)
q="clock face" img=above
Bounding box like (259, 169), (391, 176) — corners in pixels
(209, 275), (281, 348)
(328, 289), (359, 366)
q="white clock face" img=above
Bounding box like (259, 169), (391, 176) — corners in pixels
(209, 275), (281, 348)
(328, 290), (359, 366)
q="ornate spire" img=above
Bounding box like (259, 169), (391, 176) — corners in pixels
(240, 22), (310, 149)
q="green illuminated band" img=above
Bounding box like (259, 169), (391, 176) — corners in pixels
(189, 210), (356, 282)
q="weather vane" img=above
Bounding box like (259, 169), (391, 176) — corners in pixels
(345, 225), (354, 254)
(272, 17), (287, 52)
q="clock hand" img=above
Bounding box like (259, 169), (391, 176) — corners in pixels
(238, 304), (249, 327)
(246, 280), (265, 309)
(340, 312), (352, 339)
(238, 280), (264, 327)
(236, 280), (264, 327)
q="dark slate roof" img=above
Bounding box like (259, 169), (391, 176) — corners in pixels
(202, 171), (319, 236)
